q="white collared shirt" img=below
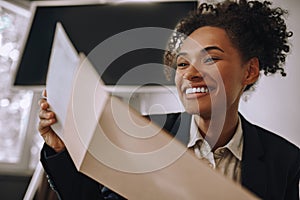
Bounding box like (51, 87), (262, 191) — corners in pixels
(187, 115), (243, 183)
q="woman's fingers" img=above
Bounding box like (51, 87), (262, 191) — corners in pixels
(39, 109), (55, 120)
(37, 91), (65, 152)
(38, 118), (56, 132)
(38, 98), (49, 110)
(42, 89), (47, 98)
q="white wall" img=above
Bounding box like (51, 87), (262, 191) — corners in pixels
(239, 0), (300, 147)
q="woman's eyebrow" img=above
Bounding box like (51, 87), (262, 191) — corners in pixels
(176, 52), (188, 60)
(201, 46), (225, 54)
(176, 46), (224, 60)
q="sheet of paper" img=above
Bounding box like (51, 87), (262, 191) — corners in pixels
(46, 22), (80, 138)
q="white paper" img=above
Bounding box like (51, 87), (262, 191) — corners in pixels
(46, 22), (80, 138)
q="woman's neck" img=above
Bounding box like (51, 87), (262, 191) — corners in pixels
(194, 110), (239, 152)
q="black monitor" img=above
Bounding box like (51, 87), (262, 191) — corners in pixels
(12, 1), (197, 89)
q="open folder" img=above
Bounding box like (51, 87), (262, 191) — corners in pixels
(46, 22), (259, 200)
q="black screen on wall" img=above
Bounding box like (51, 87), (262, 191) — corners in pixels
(13, 1), (197, 87)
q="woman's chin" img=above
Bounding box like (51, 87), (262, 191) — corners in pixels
(183, 105), (211, 117)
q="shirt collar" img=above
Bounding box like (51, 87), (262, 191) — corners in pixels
(187, 115), (243, 161)
(223, 116), (243, 161)
(187, 115), (203, 148)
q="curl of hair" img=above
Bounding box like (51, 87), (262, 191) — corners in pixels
(164, 0), (293, 90)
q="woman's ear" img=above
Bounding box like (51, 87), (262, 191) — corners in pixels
(243, 57), (260, 86)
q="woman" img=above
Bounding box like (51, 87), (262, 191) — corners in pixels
(38, 0), (300, 199)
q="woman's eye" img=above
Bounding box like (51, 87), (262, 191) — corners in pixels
(177, 62), (189, 68)
(203, 57), (219, 64)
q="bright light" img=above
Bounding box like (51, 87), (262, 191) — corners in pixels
(0, 98), (10, 107)
(0, 42), (14, 57)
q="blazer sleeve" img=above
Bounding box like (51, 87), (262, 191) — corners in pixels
(40, 144), (103, 199)
(284, 148), (300, 200)
(40, 143), (125, 200)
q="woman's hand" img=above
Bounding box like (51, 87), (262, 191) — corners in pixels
(38, 90), (65, 153)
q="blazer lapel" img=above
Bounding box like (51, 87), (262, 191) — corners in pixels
(240, 115), (267, 199)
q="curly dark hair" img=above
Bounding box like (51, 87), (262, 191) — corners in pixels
(164, 0), (293, 90)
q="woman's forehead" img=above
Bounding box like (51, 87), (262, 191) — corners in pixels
(178, 26), (235, 54)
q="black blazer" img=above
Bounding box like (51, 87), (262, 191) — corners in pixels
(41, 113), (300, 200)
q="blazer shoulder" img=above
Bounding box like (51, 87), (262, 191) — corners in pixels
(255, 123), (299, 152)
(241, 115), (299, 159)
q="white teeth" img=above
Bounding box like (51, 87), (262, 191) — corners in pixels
(185, 87), (209, 94)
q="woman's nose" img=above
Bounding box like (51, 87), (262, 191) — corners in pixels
(183, 66), (204, 81)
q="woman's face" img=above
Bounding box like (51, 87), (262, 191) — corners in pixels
(175, 26), (255, 118)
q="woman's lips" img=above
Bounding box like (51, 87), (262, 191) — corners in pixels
(185, 86), (209, 94)
(184, 86), (212, 99)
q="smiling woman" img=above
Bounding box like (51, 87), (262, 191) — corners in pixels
(38, 0), (299, 200)
(160, 0), (299, 199)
